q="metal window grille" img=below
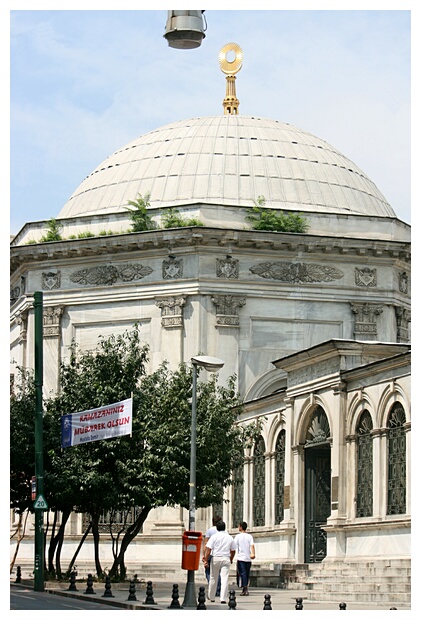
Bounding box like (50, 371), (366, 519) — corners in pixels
(356, 410), (373, 517)
(83, 507), (143, 534)
(275, 430), (286, 523)
(253, 436), (266, 527)
(387, 403), (406, 515)
(232, 465), (244, 527)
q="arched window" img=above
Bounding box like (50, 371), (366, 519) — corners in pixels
(275, 430), (286, 524)
(356, 410), (373, 517)
(253, 436), (266, 527)
(232, 465), (244, 528)
(387, 403), (406, 515)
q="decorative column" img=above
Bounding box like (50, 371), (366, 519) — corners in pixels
(394, 306), (411, 343)
(211, 295), (245, 328)
(371, 428), (382, 518)
(17, 309), (29, 369)
(155, 295), (187, 369)
(345, 434), (357, 520)
(155, 295), (187, 329)
(243, 454), (253, 527)
(292, 443), (305, 563)
(351, 302), (383, 341)
(266, 450), (276, 527)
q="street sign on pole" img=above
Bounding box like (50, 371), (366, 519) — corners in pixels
(33, 494), (48, 511)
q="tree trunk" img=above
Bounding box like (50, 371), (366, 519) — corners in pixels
(91, 512), (103, 577)
(48, 511), (59, 574)
(108, 506), (151, 579)
(54, 508), (71, 579)
(66, 520), (92, 576)
(10, 511), (29, 573)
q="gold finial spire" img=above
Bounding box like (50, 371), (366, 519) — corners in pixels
(219, 43), (243, 115)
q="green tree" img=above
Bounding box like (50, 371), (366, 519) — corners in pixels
(126, 193), (155, 232)
(14, 328), (261, 581)
(246, 195), (309, 233)
(104, 360), (260, 579)
(10, 368), (36, 516)
(44, 327), (149, 577)
(40, 218), (63, 242)
(162, 207), (204, 228)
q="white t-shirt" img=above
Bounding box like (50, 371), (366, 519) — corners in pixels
(205, 525), (217, 539)
(235, 531), (254, 561)
(206, 530), (236, 558)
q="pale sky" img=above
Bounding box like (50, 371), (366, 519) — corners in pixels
(6, 3), (415, 235)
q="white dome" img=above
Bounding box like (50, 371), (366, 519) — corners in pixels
(58, 115), (395, 220)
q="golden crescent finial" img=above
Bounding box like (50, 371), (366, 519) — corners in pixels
(218, 43), (243, 75)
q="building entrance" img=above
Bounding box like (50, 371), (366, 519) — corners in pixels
(304, 446), (331, 563)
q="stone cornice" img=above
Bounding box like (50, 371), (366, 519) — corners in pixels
(10, 227), (411, 274)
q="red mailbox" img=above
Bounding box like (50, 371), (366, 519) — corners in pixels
(181, 530), (203, 571)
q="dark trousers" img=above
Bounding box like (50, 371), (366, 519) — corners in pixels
(237, 560), (252, 588)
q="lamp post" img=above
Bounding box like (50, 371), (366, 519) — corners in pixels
(182, 355), (224, 609)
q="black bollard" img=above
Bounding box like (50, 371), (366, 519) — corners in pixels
(197, 586), (207, 610)
(15, 566), (22, 584)
(127, 579), (137, 601)
(85, 573), (96, 594)
(339, 602), (347, 610)
(102, 575), (115, 598)
(228, 589), (237, 610)
(168, 583), (182, 609)
(263, 594), (272, 610)
(144, 580), (157, 605)
(68, 571), (78, 591)
(295, 597), (303, 610)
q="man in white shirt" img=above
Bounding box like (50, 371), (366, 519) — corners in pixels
(202, 517), (221, 596)
(234, 521), (255, 596)
(204, 521), (236, 604)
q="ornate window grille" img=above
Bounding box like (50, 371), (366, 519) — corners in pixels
(275, 430), (286, 524)
(356, 410), (373, 517)
(387, 403), (407, 515)
(253, 436), (266, 527)
(82, 507), (143, 534)
(232, 465), (244, 527)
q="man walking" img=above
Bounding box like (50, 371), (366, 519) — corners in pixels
(204, 521), (236, 604)
(202, 516), (221, 597)
(235, 521), (255, 596)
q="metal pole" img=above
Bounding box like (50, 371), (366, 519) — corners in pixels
(34, 292), (44, 592)
(182, 362), (198, 608)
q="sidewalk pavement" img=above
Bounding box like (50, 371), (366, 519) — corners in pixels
(11, 578), (409, 611)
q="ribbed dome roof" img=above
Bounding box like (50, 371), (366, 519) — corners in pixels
(58, 115), (395, 220)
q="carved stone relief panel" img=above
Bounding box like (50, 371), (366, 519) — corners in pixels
(155, 295), (187, 329)
(162, 256), (183, 280)
(42, 271), (61, 290)
(211, 295), (246, 327)
(43, 306), (64, 338)
(355, 267), (377, 288)
(399, 272), (409, 295)
(216, 256), (239, 279)
(351, 303), (383, 340)
(10, 276), (26, 306)
(289, 358), (338, 388)
(70, 263), (152, 286)
(395, 306), (411, 343)
(10, 285), (20, 306)
(250, 262), (343, 284)
(17, 309), (29, 342)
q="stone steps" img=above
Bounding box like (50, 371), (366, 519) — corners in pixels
(301, 560), (411, 605)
